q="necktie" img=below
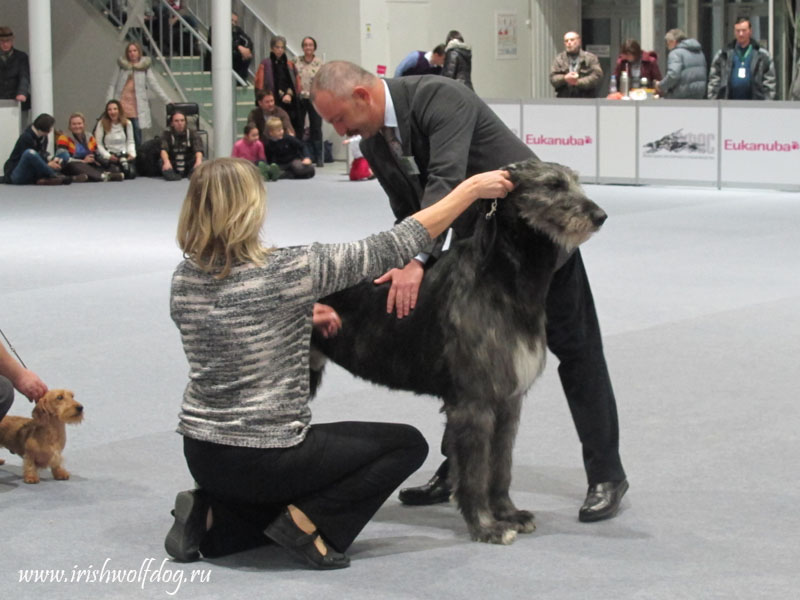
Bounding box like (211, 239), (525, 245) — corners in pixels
(382, 127), (404, 159)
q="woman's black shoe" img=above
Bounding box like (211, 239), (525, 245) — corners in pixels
(264, 510), (350, 570)
(165, 489), (208, 562)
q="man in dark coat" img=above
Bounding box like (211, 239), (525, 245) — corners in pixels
(311, 61), (629, 523)
(707, 16), (775, 100)
(549, 31), (603, 98)
(0, 26), (31, 111)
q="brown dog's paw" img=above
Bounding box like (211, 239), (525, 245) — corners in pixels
(23, 473), (41, 484)
(52, 467), (70, 480)
(0, 457), (5, 465)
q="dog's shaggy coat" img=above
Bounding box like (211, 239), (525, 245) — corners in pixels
(0, 389), (83, 483)
(311, 159), (607, 543)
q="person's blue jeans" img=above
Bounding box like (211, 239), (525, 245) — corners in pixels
(129, 117), (142, 150)
(10, 150), (58, 184)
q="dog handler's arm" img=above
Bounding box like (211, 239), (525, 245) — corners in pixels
(0, 345), (48, 402)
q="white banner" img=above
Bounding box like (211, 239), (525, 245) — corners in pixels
(638, 105), (718, 182)
(522, 103), (597, 177)
(720, 107), (800, 186)
(487, 102), (521, 140)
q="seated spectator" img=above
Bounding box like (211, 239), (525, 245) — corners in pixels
(264, 116), (314, 180)
(614, 39), (662, 88)
(248, 90), (295, 146)
(232, 122), (266, 166)
(3, 113), (78, 185)
(159, 110), (204, 181)
(394, 45), (446, 77)
(94, 100), (137, 180)
(56, 112), (124, 182)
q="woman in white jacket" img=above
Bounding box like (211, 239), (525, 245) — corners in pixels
(94, 100), (136, 179)
(106, 42), (171, 149)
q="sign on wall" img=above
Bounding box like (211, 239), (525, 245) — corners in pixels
(495, 11), (518, 59)
(638, 105), (718, 183)
(720, 107), (800, 186)
(522, 103), (597, 177)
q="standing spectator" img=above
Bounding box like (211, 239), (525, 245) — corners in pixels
(549, 31), (603, 98)
(614, 39), (662, 88)
(707, 16), (775, 100)
(55, 112), (124, 182)
(248, 90), (295, 144)
(231, 122), (266, 167)
(159, 110), (203, 181)
(94, 99), (137, 180)
(206, 12), (253, 83)
(441, 30), (473, 91)
(1, 341), (48, 423)
(4, 113), (78, 185)
(106, 41), (172, 150)
(394, 45), (446, 77)
(254, 36), (300, 135)
(656, 29), (707, 99)
(0, 26), (30, 111)
(263, 116), (314, 180)
(295, 36), (325, 167)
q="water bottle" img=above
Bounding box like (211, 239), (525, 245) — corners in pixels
(620, 71), (630, 98)
(609, 75), (617, 94)
(640, 76), (649, 89)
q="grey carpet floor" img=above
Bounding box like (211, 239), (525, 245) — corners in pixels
(1, 168), (798, 599)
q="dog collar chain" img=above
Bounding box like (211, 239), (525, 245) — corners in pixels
(485, 198), (498, 220)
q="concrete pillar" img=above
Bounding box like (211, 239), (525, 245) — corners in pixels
(640, 0), (655, 52)
(27, 0), (53, 120)
(212, 0), (233, 158)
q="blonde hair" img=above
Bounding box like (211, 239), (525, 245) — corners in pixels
(68, 112), (86, 125)
(266, 116), (283, 132)
(177, 158), (272, 278)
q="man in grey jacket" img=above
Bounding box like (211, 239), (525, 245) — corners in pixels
(707, 16), (775, 100)
(656, 29), (707, 99)
(550, 31), (603, 98)
(312, 61), (628, 523)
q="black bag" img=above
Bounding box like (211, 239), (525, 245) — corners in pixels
(324, 140), (334, 163)
(136, 138), (164, 178)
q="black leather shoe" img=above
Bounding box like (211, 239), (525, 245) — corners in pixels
(579, 479), (629, 522)
(165, 489), (208, 562)
(264, 510), (350, 570)
(398, 473), (452, 506)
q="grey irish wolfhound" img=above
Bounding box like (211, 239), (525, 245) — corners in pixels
(311, 159), (607, 544)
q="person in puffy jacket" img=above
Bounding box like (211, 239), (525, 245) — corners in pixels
(441, 30), (473, 91)
(656, 29), (707, 99)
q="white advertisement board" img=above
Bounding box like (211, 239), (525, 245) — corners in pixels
(521, 103), (597, 178)
(638, 104), (718, 183)
(487, 102), (522, 140)
(720, 106), (800, 186)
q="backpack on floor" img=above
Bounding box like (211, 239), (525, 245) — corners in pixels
(136, 138), (163, 178)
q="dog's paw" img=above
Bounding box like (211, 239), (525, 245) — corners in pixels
(469, 521), (518, 545)
(0, 457), (5, 465)
(506, 509), (536, 533)
(52, 467), (70, 480)
(23, 474), (40, 484)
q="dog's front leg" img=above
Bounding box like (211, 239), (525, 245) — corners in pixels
(49, 451), (70, 480)
(22, 455), (40, 484)
(489, 393), (535, 533)
(447, 402), (517, 544)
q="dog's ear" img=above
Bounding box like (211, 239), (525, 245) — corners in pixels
(33, 394), (55, 419)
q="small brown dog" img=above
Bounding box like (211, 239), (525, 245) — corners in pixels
(0, 389), (83, 484)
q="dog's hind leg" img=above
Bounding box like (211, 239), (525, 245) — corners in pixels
(22, 455), (40, 484)
(489, 393), (535, 533)
(447, 400), (517, 544)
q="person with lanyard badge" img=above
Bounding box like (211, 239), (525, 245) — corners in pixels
(707, 16), (775, 100)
